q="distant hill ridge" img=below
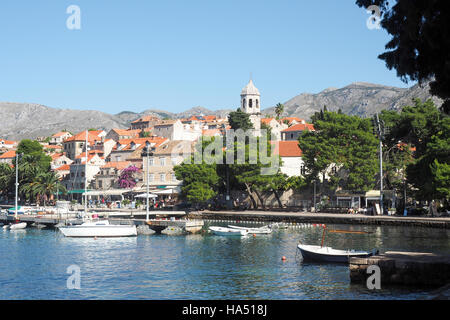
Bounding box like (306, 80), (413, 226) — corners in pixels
(0, 81), (442, 140)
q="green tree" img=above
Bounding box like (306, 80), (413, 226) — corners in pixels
(21, 171), (66, 206)
(228, 108), (253, 131)
(356, 0), (450, 114)
(299, 107), (379, 192)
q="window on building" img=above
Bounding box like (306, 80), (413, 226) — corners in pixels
(290, 133), (294, 139)
(160, 157), (166, 166)
(171, 173), (177, 181)
(149, 174), (154, 182)
(160, 173), (165, 182)
(249, 99), (253, 108)
(98, 180), (103, 188)
(171, 157), (178, 165)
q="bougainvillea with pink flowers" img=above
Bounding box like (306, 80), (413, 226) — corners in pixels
(118, 165), (141, 189)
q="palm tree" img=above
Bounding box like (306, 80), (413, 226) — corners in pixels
(275, 103), (285, 119)
(22, 172), (66, 206)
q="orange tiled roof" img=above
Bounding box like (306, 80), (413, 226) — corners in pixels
(280, 117), (305, 124)
(111, 129), (141, 136)
(64, 131), (103, 143)
(55, 164), (71, 171)
(261, 118), (275, 125)
(203, 115), (217, 121)
(0, 150), (16, 159)
(115, 137), (168, 151)
(275, 141), (303, 157)
(281, 123), (315, 132)
(51, 153), (64, 160)
(101, 161), (132, 170)
(0, 139), (17, 145)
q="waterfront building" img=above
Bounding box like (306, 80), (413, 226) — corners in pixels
(93, 161), (133, 190)
(276, 140), (306, 177)
(62, 153), (105, 192)
(142, 140), (194, 197)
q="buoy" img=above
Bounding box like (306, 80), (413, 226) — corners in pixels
(281, 256), (286, 261)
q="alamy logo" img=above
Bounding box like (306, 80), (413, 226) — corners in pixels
(66, 265), (81, 289)
(366, 5), (381, 30)
(66, 5), (81, 30)
(366, 265), (381, 290)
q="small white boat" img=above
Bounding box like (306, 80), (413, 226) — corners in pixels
(268, 222), (288, 229)
(209, 226), (248, 236)
(297, 244), (377, 263)
(227, 225), (272, 234)
(58, 220), (137, 238)
(8, 222), (27, 230)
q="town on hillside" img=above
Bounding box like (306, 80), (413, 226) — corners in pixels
(0, 79), (447, 217)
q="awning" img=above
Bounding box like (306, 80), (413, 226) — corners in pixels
(365, 190), (380, 198)
(134, 193), (158, 198)
(82, 189), (128, 196)
(68, 189), (92, 194)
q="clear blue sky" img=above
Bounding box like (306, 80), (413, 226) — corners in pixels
(0, 0), (409, 114)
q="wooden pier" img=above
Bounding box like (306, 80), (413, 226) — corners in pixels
(349, 251), (450, 287)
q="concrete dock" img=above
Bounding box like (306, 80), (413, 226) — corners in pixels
(349, 251), (450, 287)
(189, 210), (450, 229)
(0, 211), (204, 234)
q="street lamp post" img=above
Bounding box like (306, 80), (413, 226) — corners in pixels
(142, 146), (153, 221)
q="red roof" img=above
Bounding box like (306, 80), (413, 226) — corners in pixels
(261, 118), (275, 125)
(0, 150), (16, 159)
(274, 141), (303, 157)
(281, 123), (315, 132)
(203, 115), (217, 121)
(0, 139), (17, 145)
(111, 129), (141, 136)
(115, 137), (167, 150)
(64, 131), (103, 143)
(55, 164), (71, 171)
(101, 161), (132, 170)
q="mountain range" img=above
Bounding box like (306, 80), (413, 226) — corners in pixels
(0, 81), (442, 140)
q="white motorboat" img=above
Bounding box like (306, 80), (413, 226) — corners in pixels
(58, 219), (137, 238)
(209, 226), (248, 236)
(227, 225), (272, 234)
(7, 222), (27, 230)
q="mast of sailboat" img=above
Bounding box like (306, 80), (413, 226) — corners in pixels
(15, 152), (18, 220)
(84, 129), (88, 217)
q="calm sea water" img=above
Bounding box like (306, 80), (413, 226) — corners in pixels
(0, 221), (449, 300)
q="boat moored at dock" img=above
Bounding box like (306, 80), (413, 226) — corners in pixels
(58, 219), (137, 238)
(297, 243), (377, 263)
(209, 226), (248, 236)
